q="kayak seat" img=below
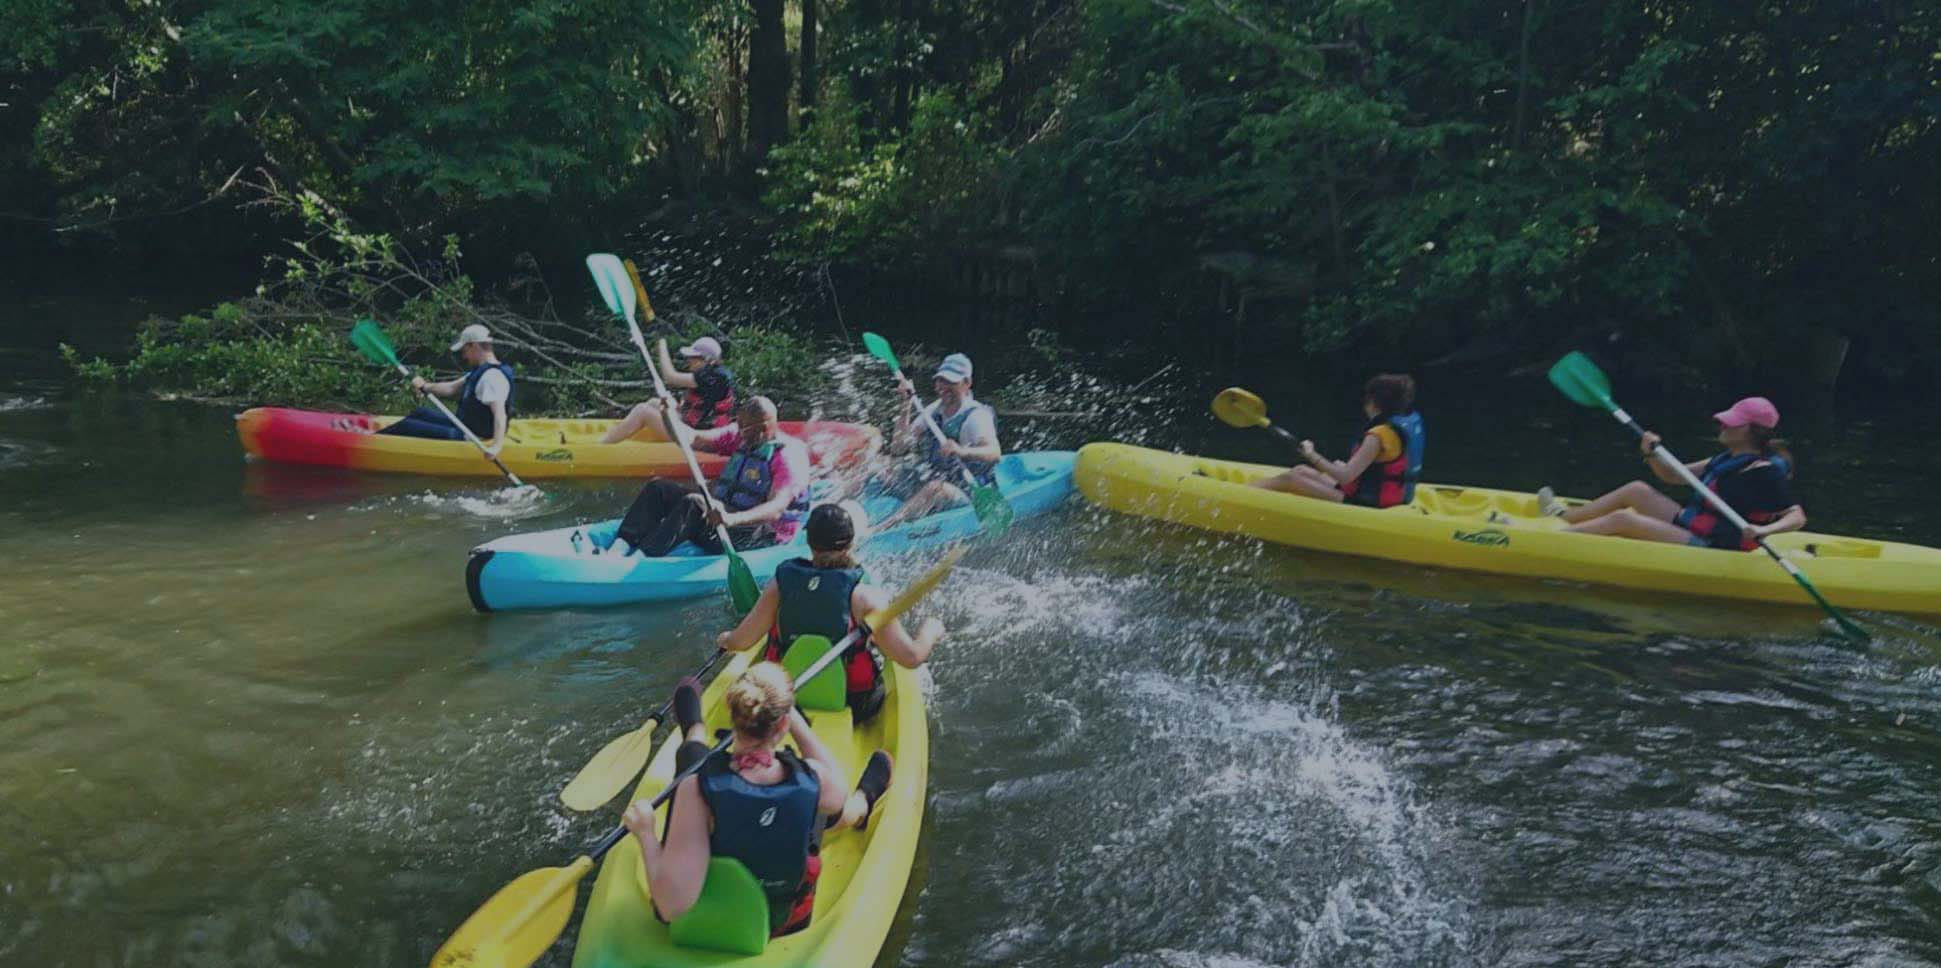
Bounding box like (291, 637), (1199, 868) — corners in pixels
(667, 857), (770, 956)
(780, 635), (848, 712)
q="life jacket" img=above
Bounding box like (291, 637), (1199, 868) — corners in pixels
(1340, 411), (1424, 509)
(920, 400), (997, 485)
(765, 558), (879, 698)
(709, 440), (811, 530)
(455, 362), (514, 439)
(1675, 452), (1793, 551)
(681, 364), (738, 430)
(695, 747), (822, 934)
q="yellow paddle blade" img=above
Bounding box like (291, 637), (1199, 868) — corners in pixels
(862, 545), (966, 630)
(559, 716), (660, 812)
(623, 259), (658, 323)
(1212, 387), (1270, 429)
(429, 860), (591, 968)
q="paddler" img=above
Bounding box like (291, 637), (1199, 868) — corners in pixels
(622, 661), (893, 936)
(599, 335), (739, 443)
(1250, 373), (1424, 508)
(717, 502), (945, 724)
(375, 323), (513, 458)
(606, 396), (810, 556)
(1536, 396), (1807, 549)
(873, 352), (1002, 529)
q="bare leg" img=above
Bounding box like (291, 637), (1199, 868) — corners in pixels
(1565, 508), (1697, 544)
(600, 400), (675, 444)
(1249, 465), (1346, 502)
(1558, 480), (1681, 525)
(877, 480), (968, 529)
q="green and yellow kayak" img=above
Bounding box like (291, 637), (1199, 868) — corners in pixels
(570, 651), (927, 968)
(1075, 442), (1941, 617)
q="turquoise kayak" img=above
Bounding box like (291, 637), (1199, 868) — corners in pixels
(465, 451), (1076, 611)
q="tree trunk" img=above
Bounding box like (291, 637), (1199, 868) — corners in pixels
(747, 0), (791, 166)
(891, 0), (917, 129)
(724, 22), (745, 175)
(799, 0), (818, 119)
(1513, 0), (1535, 149)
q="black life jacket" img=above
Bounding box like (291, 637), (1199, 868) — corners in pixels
(681, 364), (738, 430)
(919, 401), (997, 485)
(696, 747), (821, 934)
(1675, 452), (1793, 551)
(455, 362), (514, 438)
(765, 558), (879, 698)
(1341, 411), (1425, 508)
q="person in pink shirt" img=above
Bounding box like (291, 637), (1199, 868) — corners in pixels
(611, 396), (812, 556)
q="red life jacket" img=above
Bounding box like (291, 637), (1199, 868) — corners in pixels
(1340, 412), (1425, 509)
(680, 363), (738, 430)
(1674, 453), (1793, 551)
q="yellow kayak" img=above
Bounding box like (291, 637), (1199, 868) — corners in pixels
(235, 407), (877, 480)
(570, 651), (927, 968)
(1076, 442), (1941, 617)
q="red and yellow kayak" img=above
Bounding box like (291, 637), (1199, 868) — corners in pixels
(235, 407), (878, 480)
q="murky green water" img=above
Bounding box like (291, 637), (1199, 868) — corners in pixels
(3, 341), (1941, 967)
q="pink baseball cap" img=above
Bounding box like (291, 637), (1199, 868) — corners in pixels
(1714, 396), (1779, 429)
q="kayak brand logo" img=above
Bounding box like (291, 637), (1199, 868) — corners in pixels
(1451, 528), (1510, 548)
(535, 448), (573, 462)
(759, 807), (778, 827)
(807, 576), (821, 591)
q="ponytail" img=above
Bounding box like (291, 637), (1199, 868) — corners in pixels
(1750, 426), (1794, 477)
(725, 662), (794, 741)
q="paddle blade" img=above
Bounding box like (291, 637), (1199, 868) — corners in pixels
(623, 258), (658, 323)
(861, 331), (900, 371)
(429, 861), (589, 968)
(862, 545), (967, 630)
(726, 553), (760, 614)
(1212, 387), (1270, 429)
(559, 718), (659, 812)
(971, 484), (1014, 536)
(1548, 351), (1616, 411)
(585, 254), (635, 322)
(350, 319), (401, 368)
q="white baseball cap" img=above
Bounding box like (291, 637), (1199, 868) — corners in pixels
(934, 353), (973, 383)
(449, 324), (492, 351)
(678, 336), (724, 361)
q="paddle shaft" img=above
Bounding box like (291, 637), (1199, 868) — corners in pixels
(390, 360), (526, 487)
(1602, 405), (1863, 630)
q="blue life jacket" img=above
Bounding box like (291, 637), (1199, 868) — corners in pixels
(696, 748), (822, 934)
(766, 558), (879, 699)
(1341, 411), (1425, 508)
(920, 401), (997, 485)
(709, 440), (810, 528)
(1675, 452), (1793, 550)
(455, 362), (514, 439)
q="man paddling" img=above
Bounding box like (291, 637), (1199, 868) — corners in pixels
(605, 396), (810, 556)
(375, 323), (513, 459)
(874, 353), (1002, 529)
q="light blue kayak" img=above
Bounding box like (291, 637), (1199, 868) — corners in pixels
(465, 451), (1077, 611)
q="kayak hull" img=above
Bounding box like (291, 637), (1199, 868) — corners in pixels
(468, 451), (1077, 611)
(570, 651), (927, 968)
(234, 407), (877, 480)
(1075, 442), (1941, 617)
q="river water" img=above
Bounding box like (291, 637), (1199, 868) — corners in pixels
(3, 317), (1941, 967)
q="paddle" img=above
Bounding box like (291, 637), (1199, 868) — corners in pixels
(348, 319), (528, 488)
(1548, 351), (1869, 641)
(558, 647), (730, 811)
(586, 253), (759, 613)
(1212, 387), (1305, 449)
(859, 331), (1014, 534)
(429, 546), (966, 968)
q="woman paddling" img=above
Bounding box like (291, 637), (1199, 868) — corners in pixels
(600, 335), (739, 444)
(1250, 373), (1425, 508)
(717, 502), (945, 723)
(623, 662), (894, 936)
(1537, 396), (1807, 549)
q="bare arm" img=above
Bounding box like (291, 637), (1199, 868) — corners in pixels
(626, 777), (712, 920)
(854, 585), (944, 669)
(718, 583), (780, 653)
(656, 339), (699, 390)
(785, 709), (851, 816)
(1750, 505), (1807, 540)
(1304, 434), (1383, 486)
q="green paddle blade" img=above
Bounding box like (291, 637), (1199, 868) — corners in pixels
(585, 253), (635, 322)
(1548, 351), (1616, 411)
(1211, 387), (1270, 429)
(971, 483), (1013, 535)
(861, 331), (900, 371)
(725, 553), (760, 614)
(350, 319), (401, 368)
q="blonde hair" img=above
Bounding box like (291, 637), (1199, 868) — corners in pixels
(811, 548), (859, 570)
(726, 662), (794, 740)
